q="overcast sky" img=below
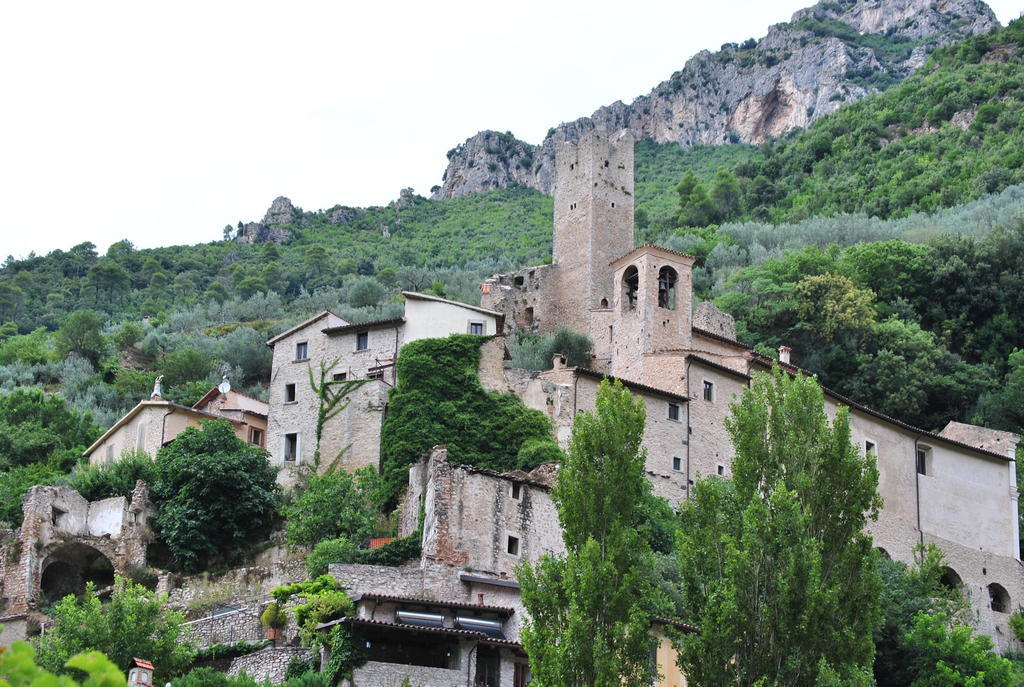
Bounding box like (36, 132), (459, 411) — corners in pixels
(1, 1), (1021, 260)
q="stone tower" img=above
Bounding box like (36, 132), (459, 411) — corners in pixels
(552, 130), (635, 335)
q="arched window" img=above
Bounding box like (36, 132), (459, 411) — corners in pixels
(658, 266), (677, 310)
(622, 266), (639, 311)
(939, 567), (962, 590)
(600, 297), (608, 308)
(989, 583), (1010, 613)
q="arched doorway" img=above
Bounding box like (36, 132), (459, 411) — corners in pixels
(39, 543), (115, 606)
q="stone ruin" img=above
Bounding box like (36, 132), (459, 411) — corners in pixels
(0, 481), (154, 645)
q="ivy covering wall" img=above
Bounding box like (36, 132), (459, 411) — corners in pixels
(379, 334), (561, 506)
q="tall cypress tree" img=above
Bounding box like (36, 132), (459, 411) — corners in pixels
(676, 368), (882, 686)
(517, 379), (658, 687)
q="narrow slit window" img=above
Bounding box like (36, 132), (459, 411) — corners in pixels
(622, 266), (639, 311)
(672, 457), (681, 471)
(703, 380), (715, 402)
(668, 403), (680, 421)
(507, 536), (520, 556)
(284, 383), (296, 403)
(511, 483), (522, 500)
(284, 433), (298, 462)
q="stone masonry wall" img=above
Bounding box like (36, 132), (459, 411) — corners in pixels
(229, 647), (312, 683)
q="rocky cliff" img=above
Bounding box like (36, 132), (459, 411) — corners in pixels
(433, 0), (998, 199)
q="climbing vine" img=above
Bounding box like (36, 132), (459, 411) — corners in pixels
(379, 334), (562, 506)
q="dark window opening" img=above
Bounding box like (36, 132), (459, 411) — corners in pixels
(989, 583), (1010, 613)
(703, 380), (714, 402)
(511, 483), (522, 500)
(249, 428), (264, 447)
(622, 266), (639, 311)
(51, 506), (66, 527)
(284, 433), (298, 462)
(600, 297), (608, 308)
(940, 567), (962, 590)
(717, 464), (725, 476)
(507, 535), (520, 555)
(672, 457), (681, 471)
(333, 372), (347, 381)
(284, 383), (296, 403)
(604, 160), (609, 167)
(611, 202), (615, 208)
(916, 447), (930, 475)
(469, 321), (484, 335)
(475, 647), (501, 687)
(514, 276), (525, 288)
(295, 342), (308, 360)
(356, 332), (369, 351)
(658, 266), (678, 309)
(865, 440), (876, 456)
(364, 632), (459, 669)
(524, 307), (534, 325)
(668, 403), (680, 421)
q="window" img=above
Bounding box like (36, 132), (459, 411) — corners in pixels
(989, 583), (1010, 613)
(514, 276), (525, 288)
(284, 433), (298, 462)
(469, 321), (484, 335)
(507, 536), (520, 556)
(916, 446), (931, 475)
(511, 483), (522, 500)
(658, 266), (678, 309)
(865, 440), (876, 456)
(367, 369), (384, 381)
(294, 341), (308, 360)
(717, 464), (725, 476)
(703, 380), (715, 402)
(249, 428), (264, 447)
(622, 266), (639, 311)
(284, 383), (296, 403)
(667, 403), (680, 421)
(524, 307), (534, 325)
(672, 457), (681, 471)
(333, 372), (347, 381)
(356, 332), (369, 351)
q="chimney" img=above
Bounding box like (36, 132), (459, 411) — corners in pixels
(551, 353), (567, 370)
(778, 346), (792, 365)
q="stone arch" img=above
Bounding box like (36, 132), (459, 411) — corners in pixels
(939, 566), (962, 590)
(622, 266), (638, 311)
(875, 547), (890, 560)
(988, 582), (1010, 613)
(38, 542), (116, 606)
(658, 266), (678, 310)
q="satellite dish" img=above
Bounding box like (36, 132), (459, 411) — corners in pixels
(218, 375), (231, 395)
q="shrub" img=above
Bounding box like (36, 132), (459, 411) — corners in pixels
(67, 449), (157, 501)
(151, 420), (280, 572)
(284, 467), (379, 550)
(260, 602), (289, 630)
(305, 537), (358, 577)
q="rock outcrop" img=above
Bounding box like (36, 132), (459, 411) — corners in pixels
(433, 0), (998, 199)
(235, 197), (300, 245)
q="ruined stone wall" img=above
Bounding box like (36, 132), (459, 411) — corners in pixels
(480, 263), (560, 338)
(229, 647), (312, 683)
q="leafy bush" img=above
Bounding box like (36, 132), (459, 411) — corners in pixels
(193, 639), (271, 663)
(0, 641), (126, 687)
(151, 420), (280, 572)
(284, 466), (380, 550)
(260, 602), (289, 630)
(379, 334), (561, 507)
(0, 463), (61, 526)
(509, 327), (593, 370)
(171, 667), (263, 687)
(67, 449), (157, 501)
(272, 576), (353, 647)
(284, 657), (316, 681)
(0, 388), (100, 472)
(34, 577), (195, 684)
(305, 537), (358, 577)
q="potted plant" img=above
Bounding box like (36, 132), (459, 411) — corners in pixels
(261, 602), (288, 641)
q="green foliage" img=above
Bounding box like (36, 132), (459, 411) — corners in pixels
(518, 380), (658, 687)
(902, 612), (1013, 686)
(1011, 609), (1024, 643)
(271, 576), (353, 649)
(151, 420), (280, 572)
(0, 389), (100, 472)
(305, 362), (370, 470)
(260, 602), (288, 630)
(284, 658), (315, 681)
(304, 537), (358, 577)
(508, 327), (593, 370)
(379, 334), (559, 507)
(323, 625), (366, 685)
(54, 311), (106, 368)
(34, 577), (195, 685)
(284, 466), (379, 549)
(0, 463), (60, 525)
(0, 641), (125, 687)
(67, 449), (157, 501)
(352, 534), (421, 567)
(675, 368), (882, 686)
(169, 667), (263, 687)
(0, 327), (54, 365)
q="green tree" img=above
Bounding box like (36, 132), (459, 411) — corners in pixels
(0, 641), (125, 687)
(0, 389), (100, 472)
(517, 379), (657, 687)
(710, 167), (742, 220)
(676, 368), (882, 686)
(54, 310), (107, 368)
(151, 420), (280, 572)
(677, 171), (719, 228)
(902, 612), (1013, 686)
(284, 466), (380, 550)
(34, 577), (195, 684)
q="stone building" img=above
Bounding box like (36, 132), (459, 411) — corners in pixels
(83, 379), (268, 465)
(264, 291), (502, 485)
(0, 482), (154, 646)
(480, 128), (1024, 652)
